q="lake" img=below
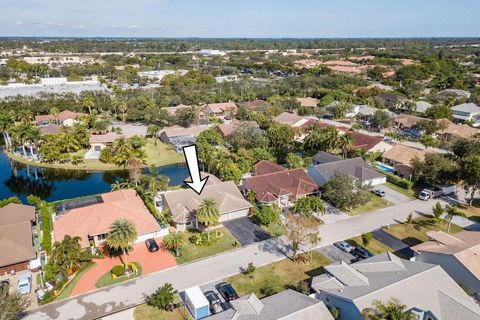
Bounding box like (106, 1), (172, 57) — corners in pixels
(0, 152), (189, 203)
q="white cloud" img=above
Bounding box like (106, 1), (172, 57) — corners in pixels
(128, 24), (140, 29)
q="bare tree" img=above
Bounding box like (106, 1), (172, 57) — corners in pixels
(285, 213), (320, 261)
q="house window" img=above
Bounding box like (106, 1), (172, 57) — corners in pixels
(186, 220), (194, 228)
(97, 234), (107, 242)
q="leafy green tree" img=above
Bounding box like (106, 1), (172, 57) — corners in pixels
(163, 232), (184, 257)
(197, 198), (220, 241)
(0, 288), (30, 320)
(362, 232), (373, 247)
(362, 298), (416, 320)
(425, 104), (453, 120)
(322, 175), (370, 212)
(106, 219), (138, 268)
(444, 205), (466, 234)
(254, 205), (280, 226)
(197, 128), (223, 146)
(285, 153), (304, 169)
(147, 283), (177, 310)
(460, 155), (480, 205)
(411, 154), (458, 186)
(175, 106), (197, 127)
(371, 110), (392, 129)
(266, 123), (294, 158)
(292, 196), (325, 216)
(51, 235), (91, 273)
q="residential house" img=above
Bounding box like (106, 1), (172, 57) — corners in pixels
(312, 252), (480, 320)
(272, 112), (315, 140)
(215, 121), (259, 139)
(308, 152), (386, 186)
(166, 104), (208, 125)
(85, 132), (123, 159)
(296, 97), (319, 110)
(379, 93), (405, 109)
(253, 160), (286, 176)
(451, 103), (480, 124)
(437, 89), (471, 99)
(381, 144), (433, 178)
(436, 118), (479, 141)
(324, 101), (362, 118)
(159, 125), (211, 152)
(35, 110), (86, 127)
(241, 99), (271, 113)
(349, 131), (393, 154)
(393, 113), (425, 130)
(161, 181), (253, 231)
(0, 203), (37, 275)
(413, 230), (480, 295)
(206, 289), (334, 320)
(204, 102), (237, 121)
(243, 162), (319, 208)
(414, 101), (433, 114)
(53, 189), (162, 247)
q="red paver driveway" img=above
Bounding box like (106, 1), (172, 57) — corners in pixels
(71, 239), (176, 296)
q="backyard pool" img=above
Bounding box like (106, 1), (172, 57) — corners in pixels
(375, 162), (395, 173)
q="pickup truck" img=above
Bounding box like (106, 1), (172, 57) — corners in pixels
(418, 185), (456, 201)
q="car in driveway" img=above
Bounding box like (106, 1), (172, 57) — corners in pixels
(204, 290), (223, 314)
(353, 246), (374, 260)
(334, 241), (354, 253)
(372, 189), (386, 197)
(17, 273), (32, 295)
(215, 282), (239, 302)
(145, 238), (159, 252)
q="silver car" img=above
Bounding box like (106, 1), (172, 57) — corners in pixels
(334, 241), (354, 253)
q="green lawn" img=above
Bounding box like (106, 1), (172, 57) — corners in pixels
(347, 194), (391, 216)
(226, 252), (331, 298)
(134, 296), (191, 320)
(459, 199), (480, 223)
(261, 221), (287, 237)
(56, 262), (96, 300)
(95, 263), (142, 288)
(384, 182), (417, 199)
(347, 236), (393, 255)
(384, 217), (464, 246)
(175, 228), (239, 264)
(144, 139), (185, 166)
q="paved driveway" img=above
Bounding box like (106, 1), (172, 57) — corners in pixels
(223, 217), (272, 246)
(371, 229), (415, 259)
(317, 245), (356, 263)
(376, 185), (413, 205)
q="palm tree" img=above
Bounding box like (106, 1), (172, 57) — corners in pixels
(106, 219), (138, 268)
(163, 232), (184, 257)
(304, 126), (323, 151)
(11, 123), (39, 158)
(118, 100), (128, 123)
(0, 111), (13, 150)
(51, 235), (85, 273)
(83, 96), (95, 114)
(141, 167), (170, 197)
(59, 133), (81, 153)
(338, 133), (353, 158)
(432, 201), (444, 224)
(111, 180), (136, 191)
(362, 298), (416, 320)
(197, 198), (220, 241)
(147, 125), (160, 145)
(444, 205), (466, 234)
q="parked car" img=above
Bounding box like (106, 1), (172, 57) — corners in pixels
(17, 273), (32, 295)
(353, 246), (374, 260)
(334, 241), (354, 253)
(204, 290), (223, 314)
(216, 282), (239, 302)
(372, 189), (386, 197)
(145, 238), (159, 252)
(418, 185), (456, 201)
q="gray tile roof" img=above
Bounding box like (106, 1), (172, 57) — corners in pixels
(206, 289), (333, 320)
(314, 252), (480, 320)
(311, 157), (385, 184)
(451, 103), (480, 114)
(313, 151), (342, 164)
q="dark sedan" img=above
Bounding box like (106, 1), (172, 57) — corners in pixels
(353, 246), (374, 260)
(145, 238), (159, 252)
(204, 290), (223, 314)
(215, 282), (239, 302)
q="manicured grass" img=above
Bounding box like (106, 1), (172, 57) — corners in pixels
(56, 262), (96, 300)
(384, 182), (417, 199)
(134, 296), (191, 320)
(226, 252), (331, 298)
(95, 262), (142, 288)
(175, 228), (239, 264)
(347, 236), (393, 255)
(384, 217), (464, 247)
(261, 221), (287, 237)
(347, 194), (391, 216)
(459, 199), (480, 223)
(144, 139), (185, 166)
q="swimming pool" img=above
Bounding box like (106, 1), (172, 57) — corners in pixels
(375, 162), (395, 173)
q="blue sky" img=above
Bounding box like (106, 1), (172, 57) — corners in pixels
(1, 0), (479, 38)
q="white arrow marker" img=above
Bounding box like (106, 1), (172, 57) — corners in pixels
(183, 144), (209, 195)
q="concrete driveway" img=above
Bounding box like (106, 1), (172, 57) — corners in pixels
(375, 185), (413, 205)
(317, 244), (356, 263)
(223, 217), (272, 246)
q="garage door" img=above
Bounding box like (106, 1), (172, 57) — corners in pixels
(220, 209), (249, 222)
(135, 232), (157, 243)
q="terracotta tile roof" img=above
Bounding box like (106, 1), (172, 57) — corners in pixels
(207, 102), (237, 113)
(162, 181), (252, 224)
(244, 169), (318, 203)
(322, 60), (358, 67)
(54, 189), (160, 247)
(40, 124), (62, 135)
(161, 125), (209, 138)
(394, 113), (425, 128)
(57, 110), (86, 122)
(242, 99), (270, 111)
(437, 118), (479, 139)
(254, 160), (287, 176)
(89, 132), (122, 144)
(215, 121), (258, 138)
(35, 114), (55, 122)
(382, 144), (432, 167)
(273, 112), (311, 127)
(413, 231), (480, 279)
(350, 132), (384, 152)
(0, 203), (36, 267)
(296, 97), (319, 108)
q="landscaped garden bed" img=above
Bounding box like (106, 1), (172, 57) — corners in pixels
(96, 262), (142, 288)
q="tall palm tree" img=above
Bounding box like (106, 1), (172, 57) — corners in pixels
(444, 205), (466, 234)
(362, 298), (416, 320)
(141, 167), (170, 197)
(0, 111), (13, 150)
(83, 96), (95, 114)
(338, 132), (353, 158)
(163, 232), (184, 257)
(106, 219), (138, 268)
(432, 201), (444, 224)
(147, 125), (160, 145)
(11, 123), (39, 157)
(304, 126), (323, 151)
(197, 198), (220, 241)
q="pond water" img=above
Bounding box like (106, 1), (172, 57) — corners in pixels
(0, 152), (189, 203)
